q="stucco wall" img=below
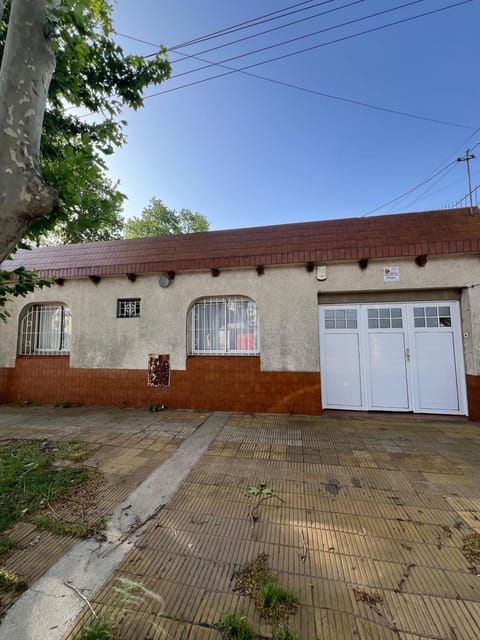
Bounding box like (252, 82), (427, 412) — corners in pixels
(1, 253), (479, 375)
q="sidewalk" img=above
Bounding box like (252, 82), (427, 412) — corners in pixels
(1, 407), (479, 639)
(67, 412), (480, 640)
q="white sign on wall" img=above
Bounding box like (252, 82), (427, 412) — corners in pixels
(384, 266), (400, 282)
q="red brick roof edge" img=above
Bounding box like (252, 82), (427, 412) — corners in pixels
(2, 207), (480, 278)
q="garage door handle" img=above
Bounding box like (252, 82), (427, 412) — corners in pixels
(405, 348), (411, 362)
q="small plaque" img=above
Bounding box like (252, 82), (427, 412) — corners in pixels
(384, 266), (400, 282)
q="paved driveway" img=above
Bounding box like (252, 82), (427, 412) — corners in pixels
(0, 407), (479, 639)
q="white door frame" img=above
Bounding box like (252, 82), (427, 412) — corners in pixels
(319, 301), (468, 416)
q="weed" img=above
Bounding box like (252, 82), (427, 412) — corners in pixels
(0, 536), (15, 556)
(234, 553), (272, 597)
(258, 581), (298, 623)
(31, 515), (105, 538)
(73, 616), (116, 640)
(0, 568), (27, 592)
(247, 482), (272, 496)
(0, 439), (91, 533)
(219, 612), (257, 640)
(462, 532), (480, 572)
(272, 624), (300, 640)
(353, 588), (383, 607)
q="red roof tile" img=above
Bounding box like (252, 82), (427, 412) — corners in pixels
(2, 207), (480, 279)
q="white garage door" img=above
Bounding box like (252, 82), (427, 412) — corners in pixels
(319, 301), (467, 415)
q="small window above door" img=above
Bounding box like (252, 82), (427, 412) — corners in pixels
(367, 307), (403, 329)
(413, 305), (451, 328)
(324, 308), (357, 329)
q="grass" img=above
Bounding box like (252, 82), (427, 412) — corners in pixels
(258, 581), (298, 623)
(272, 624), (300, 640)
(0, 439), (91, 534)
(73, 617), (116, 640)
(219, 613), (257, 640)
(31, 515), (105, 539)
(0, 568), (27, 593)
(233, 554), (299, 624)
(0, 536), (15, 556)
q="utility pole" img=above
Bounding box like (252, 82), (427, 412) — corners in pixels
(457, 149), (476, 215)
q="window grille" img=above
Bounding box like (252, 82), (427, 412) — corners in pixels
(190, 296), (259, 355)
(117, 298), (141, 318)
(18, 304), (71, 355)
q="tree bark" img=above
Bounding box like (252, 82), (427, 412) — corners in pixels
(0, 0), (58, 263)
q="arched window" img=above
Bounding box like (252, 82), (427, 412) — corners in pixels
(18, 304), (72, 355)
(188, 296), (259, 355)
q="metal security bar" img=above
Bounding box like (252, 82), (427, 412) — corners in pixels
(117, 298), (141, 318)
(191, 296), (259, 355)
(18, 304), (72, 355)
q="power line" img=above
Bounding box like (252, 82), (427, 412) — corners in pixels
(361, 161), (459, 217)
(451, 183), (480, 207)
(164, 0), (369, 63)
(112, 8), (474, 131)
(168, 0), (431, 80)
(360, 135), (480, 217)
(144, 0), (472, 99)
(168, 0), (328, 51)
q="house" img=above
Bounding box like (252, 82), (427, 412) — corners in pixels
(0, 207), (479, 421)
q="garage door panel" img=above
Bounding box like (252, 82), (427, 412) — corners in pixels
(368, 333), (409, 410)
(324, 332), (362, 408)
(319, 301), (466, 416)
(414, 332), (459, 412)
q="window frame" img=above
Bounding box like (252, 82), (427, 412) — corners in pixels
(18, 303), (72, 356)
(116, 298), (141, 319)
(189, 296), (259, 356)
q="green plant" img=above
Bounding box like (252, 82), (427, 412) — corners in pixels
(74, 617), (116, 640)
(234, 553), (273, 597)
(0, 568), (27, 592)
(0, 439), (91, 533)
(32, 515), (105, 539)
(247, 482), (272, 496)
(219, 613), (257, 640)
(0, 536), (15, 556)
(272, 624), (300, 640)
(258, 582), (298, 623)
(463, 532), (480, 570)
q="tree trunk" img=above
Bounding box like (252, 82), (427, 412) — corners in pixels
(0, 0), (58, 263)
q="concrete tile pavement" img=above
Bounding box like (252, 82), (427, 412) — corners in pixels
(0, 406), (479, 638)
(65, 412), (480, 639)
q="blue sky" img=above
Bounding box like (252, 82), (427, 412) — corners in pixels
(106, 0), (480, 230)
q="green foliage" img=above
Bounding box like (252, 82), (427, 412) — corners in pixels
(73, 616), (116, 640)
(272, 624), (300, 640)
(0, 267), (53, 322)
(32, 515), (104, 538)
(258, 582), (298, 623)
(0, 537), (15, 556)
(0, 0), (171, 246)
(247, 482), (273, 496)
(0, 568), (27, 593)
(0, 440), (90, 533)
(124, 197), (210, 238)
(219, 613), (257, 640)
